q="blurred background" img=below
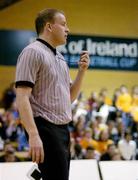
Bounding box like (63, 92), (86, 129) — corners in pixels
(0, 0), (138, 169)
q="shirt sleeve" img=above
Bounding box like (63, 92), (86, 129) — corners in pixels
(15, 48), (41, 88)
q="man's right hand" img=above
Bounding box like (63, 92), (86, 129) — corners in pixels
(29, 134), (44, 163)
(16, 87), (44, 163)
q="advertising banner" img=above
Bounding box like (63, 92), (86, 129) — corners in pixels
(0, 30), (138, 71)
(59, 34), (138, 71)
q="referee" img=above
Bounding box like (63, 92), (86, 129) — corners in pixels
(15, 8), (89, 180)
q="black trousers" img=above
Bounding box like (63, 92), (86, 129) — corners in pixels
(34, 117), (70, 180)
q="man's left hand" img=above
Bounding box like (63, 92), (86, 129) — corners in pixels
(78, 51), (90, 71)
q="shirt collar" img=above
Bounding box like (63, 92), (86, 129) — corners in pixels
(37, 38), (57, 55)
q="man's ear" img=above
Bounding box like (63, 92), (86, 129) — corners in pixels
(45, 22), (52, 32)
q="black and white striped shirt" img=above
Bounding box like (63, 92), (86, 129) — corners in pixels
(15, 39), (72, 125)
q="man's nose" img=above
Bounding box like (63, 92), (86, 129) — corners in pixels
(66, 26), (70, 33)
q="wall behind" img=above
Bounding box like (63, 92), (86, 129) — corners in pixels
(0, 0), (138, 97)
(0, 67), (137, 98)
(0, 0), (138, 37)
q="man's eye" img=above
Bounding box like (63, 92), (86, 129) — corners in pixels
(62, 23), (66, 26)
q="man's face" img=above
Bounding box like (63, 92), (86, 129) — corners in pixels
(50, 13), (69, 46)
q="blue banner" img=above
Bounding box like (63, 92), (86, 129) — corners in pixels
(58, 35), (138, 71)
(0, 30), (36, 65)
(0, 30), (138, 71)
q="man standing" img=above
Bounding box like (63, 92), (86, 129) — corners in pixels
(15, 8), (89, 180)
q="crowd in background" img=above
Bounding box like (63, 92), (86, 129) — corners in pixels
(0, 82), (138, 162)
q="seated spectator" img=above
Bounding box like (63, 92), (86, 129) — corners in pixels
(118, 130), (136, 160)
(131, 85), (138, 107)
(116, 85), (132, 129)
(107, 120), (119, 144)
(100, 143), (116, 161)
(92, 130), (113, 155)
(99, 88), (112, 106)
(73, 115), (85, 143)
(72, 92), (87, 123)
(0, 141), (20, 162)
(116, 85), (132, 113)
(70, 138), (84, 160)
(86, 91), (98, 122)
(17, 125), (29, 151)
(3, 111), (18, 142)
(0, 136), (4, 150)
(87, 92), (98, 111)
(83, 146), (100, 160)
(0, 82), (16, 110)
(1, 83), (138, 163)
(111, 148), (122, 161)
(79, 127), (95, 149)
(131, 121), (138, 146)
(131, 86), (138, 122)
(90, 115), (104, 140)
(112, 88), (121, 108)
(96, 95), (110, 123)
(116, 117), (125, 141)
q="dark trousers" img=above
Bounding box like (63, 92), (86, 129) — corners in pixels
(34, 117), (70, 180)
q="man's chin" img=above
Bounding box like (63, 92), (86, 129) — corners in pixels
(59, 40), (67, 46)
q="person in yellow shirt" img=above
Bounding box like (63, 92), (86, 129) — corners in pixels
(131, 86), (138, 107)
(131, 85), (138, 122)
(116, 85), (132, 129)
(116, 85), (132, 113)
(79, 127), (95, 149)
(99, 88), (112, 106)
(92, 130), (113, 155)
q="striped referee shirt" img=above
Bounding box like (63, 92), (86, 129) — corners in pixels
(15, 39), (72, 125)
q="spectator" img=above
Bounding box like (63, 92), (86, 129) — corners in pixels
(0, 141), (19, 162)
(107, 120), (119, 144)
(79, 127), (95, 150)
(4, 111), (18, 142)
(116, 85), (132, 129)
(118, 130), (136, 160)
(131, 85), (138, 122)
(17, 125), (29, 151)
(0, 82), (16, 110)
(112, 88), (121, 108)
(92, 130), (113, 155)
(100, 143), (116, 161)
(1, 84), (138, 164)
(70, 137), (83, 160)
(99, 88), (112, 106)
(90, 115), (104, 140)
(86, 92), (98, 122)
(83, 146), (99, 160)
(116, 85), (132, 113)
(73, 115), (85, 143)
(111, 148), (122, 161)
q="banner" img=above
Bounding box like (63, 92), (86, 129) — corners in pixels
(0, 30), (36, 66)
(58, 34), (138, 71)
(0, 30), (138, 71)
